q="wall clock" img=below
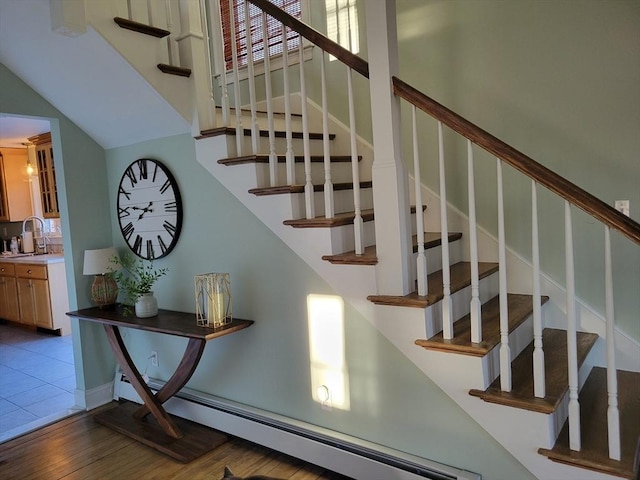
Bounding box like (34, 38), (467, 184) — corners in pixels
(117, 158), (183, 260)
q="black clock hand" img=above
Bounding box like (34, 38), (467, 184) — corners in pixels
(133, 202), (154, 220)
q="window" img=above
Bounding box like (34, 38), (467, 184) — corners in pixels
(325, 0), (359, 58)
(220, 0), (302, 71)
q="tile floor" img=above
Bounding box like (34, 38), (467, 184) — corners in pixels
(0, 323), (79, 442)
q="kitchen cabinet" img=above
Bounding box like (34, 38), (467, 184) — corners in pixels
(16, 264), (53, 328)
(0, 263), (20, 323)
(28, 132), (59, 218)
(0, 255), (70, 335)
(0, 147), (33, 221)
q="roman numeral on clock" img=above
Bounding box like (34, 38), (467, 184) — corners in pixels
(122, 222), (135, 241)
(136, 159), (148, 180)
(133, 235), (143, 255)
(163, 220), (177, 238)
(160, 179), (171, 195)
(158, 235), (168, 255)
(118, 206), (131, 218)
(125, 168), (138, 189)
(146, 240), (154, 259)
(164, 201), (177, 213)
(119, 186), (131, 201)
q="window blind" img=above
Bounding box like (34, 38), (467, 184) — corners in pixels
(220, 0), (301, 71)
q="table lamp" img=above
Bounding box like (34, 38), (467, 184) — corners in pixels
(83, 247), (119, 309)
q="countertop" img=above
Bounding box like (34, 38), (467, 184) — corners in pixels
(0, 253), (65, 265)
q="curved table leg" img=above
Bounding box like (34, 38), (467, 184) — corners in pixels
(134, 337), (206, 419)
(103, 325), (182, 439)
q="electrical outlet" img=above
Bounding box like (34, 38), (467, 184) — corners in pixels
(150, 351), (158, 367)
(615, 200), (630, 217)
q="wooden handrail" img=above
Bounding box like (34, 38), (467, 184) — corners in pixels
(393, 76), (640, 245)
(247, 0), (369, 79)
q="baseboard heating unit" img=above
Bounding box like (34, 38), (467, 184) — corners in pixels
(113, 374), (480, 480)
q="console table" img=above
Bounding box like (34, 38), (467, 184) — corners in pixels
(67, 306), (253, 462)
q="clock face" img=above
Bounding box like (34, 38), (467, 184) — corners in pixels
(117, 159), (182, 260)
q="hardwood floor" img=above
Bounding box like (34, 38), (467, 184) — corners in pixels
(0, 401), (353, 480)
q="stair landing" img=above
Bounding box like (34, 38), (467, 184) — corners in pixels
(539, 367), (640, 479)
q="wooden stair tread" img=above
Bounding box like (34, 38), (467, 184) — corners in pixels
(219, 154), (358, 167)
(469, 328), (599, 413)
(283, 205), (426, 229)
(197, 127), (335, 140)
(114, 17), (170, 38)
(415, 293), (549, 357)
(157, 63), (191, 77)
(249, 181), (372, 196)
(322, 232), (463, 266)
(367, 261), (499, 308)
(538, 367), (640, 479)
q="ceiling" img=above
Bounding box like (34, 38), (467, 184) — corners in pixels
(0, 115), (51, 148)
(0, 0), (190, 150)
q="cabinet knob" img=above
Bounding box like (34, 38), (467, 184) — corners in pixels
(27, 269), (32, 274)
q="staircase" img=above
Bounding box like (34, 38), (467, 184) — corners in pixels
(93, 1), (640, 478)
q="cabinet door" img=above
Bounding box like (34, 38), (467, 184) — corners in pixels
(0, 154), (8, 221)
(17, 277), (36, 325)
(0, 275), (20, 322)
(29, 132), (59, 219)
(17, 277), (52, 328)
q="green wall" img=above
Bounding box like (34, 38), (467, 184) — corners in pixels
(0, 64), (116, 391)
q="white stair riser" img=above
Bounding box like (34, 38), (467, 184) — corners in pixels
(409, 240), (463, 277)
(254, 162), (361, 188)
(287, 188), (374, 218)
(424, 271), (499, 338)
(233, 134), (332, 159)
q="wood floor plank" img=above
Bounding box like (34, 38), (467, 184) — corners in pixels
(0, 401), (352, 480)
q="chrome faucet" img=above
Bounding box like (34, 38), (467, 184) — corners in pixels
(22, 215), (47, 254)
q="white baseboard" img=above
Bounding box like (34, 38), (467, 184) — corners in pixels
(75, 381), (114, 411)
(114, 374), (479, 480)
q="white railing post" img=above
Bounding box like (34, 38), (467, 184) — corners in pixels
(604, 226), (621, 460)
(321, 51), (334, 218)
(210, 0), (230, 126)
(261, 12), (277, 186)
(365, 0), (412, 295)
(244, 0), (259, 154)
(438, 122), (453, 339)
(347, 68), (364, 254)
(228, 0), (243, 155)
(282, 21), (295, 184)
(300, 40), (314, 219)
(467, 140), (482, 344)
(497, 158), (511, 391)
(565, 201), (581, 451)
(531, 180), (545, 398)
(174, 0), (214, 134)
(412, 106), (427, 295)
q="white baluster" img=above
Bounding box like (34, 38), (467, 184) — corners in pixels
(321, 50), (334, 218)
(282, 22), (294, 184)
(261, 12), (276, 186)
(565, 201), (581, 451)
(347, 68), (363, 254)
(299, 40), (314, 219)
(497, 159), (511, 391)
(244, 1), (259, 154)
(147, 0), (153, 26)
(228, 0), (243, 155)
(412, 106), (427, 295)
(605, 226), (621, 460)
(165, 0), (174, 66)
(532, 180), (545, 398)
(467, 140), (482, 344)
(127, 0), (132, 20)
(212, 0), (230, 126)
(438, 122), (452, 339)
(199, 0), (215, 129)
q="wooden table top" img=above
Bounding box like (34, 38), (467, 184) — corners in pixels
(67, 306), (253, 340)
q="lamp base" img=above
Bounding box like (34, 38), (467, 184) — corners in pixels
(92, 274), (118, 309)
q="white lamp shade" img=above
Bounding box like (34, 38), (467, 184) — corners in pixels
(83, 247), (119, 275)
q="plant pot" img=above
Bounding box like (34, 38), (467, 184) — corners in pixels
(135, 292), (158, 318)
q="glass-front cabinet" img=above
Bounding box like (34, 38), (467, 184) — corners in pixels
(28, 132), (59, 218)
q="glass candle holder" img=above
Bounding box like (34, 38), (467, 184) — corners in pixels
(195, 273), (232, 327)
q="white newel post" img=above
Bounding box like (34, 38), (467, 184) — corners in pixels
(365, 0), (412, 295)
(176, 0), (215, 135)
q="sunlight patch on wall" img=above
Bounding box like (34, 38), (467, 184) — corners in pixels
(325, 0), (359, 60)
(307, 294), (350, 411)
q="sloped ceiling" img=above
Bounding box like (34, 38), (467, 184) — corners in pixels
(0, 0), (190, 150)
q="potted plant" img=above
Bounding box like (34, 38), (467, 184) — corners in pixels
(109, 253), (168, 317)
